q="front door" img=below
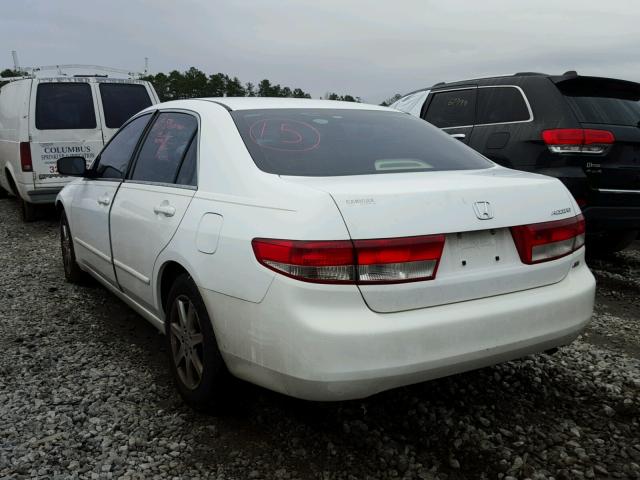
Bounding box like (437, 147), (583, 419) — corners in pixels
(110, 111), (199, 311)
(70, 113), (153, 285)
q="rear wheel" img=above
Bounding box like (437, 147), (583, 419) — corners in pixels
(165, 274), (231, 411)
(60, 210), (87, 284)
(588, 229), (638, 256)
(0, 185), (8, 199)
(19, 196), (38, 222)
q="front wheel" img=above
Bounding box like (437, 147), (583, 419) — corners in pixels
(60, 210), (88, 284)
(165, 274), (231, 411)
(588, 229), (638, 256)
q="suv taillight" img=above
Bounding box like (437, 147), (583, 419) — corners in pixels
(20, 142), (33, 172)
(510, 214), (585, 264)
(542, 128), (614, 154)
(252, 235), (446, 284)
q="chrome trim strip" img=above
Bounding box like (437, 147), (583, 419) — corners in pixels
(432, 85), (534, 130)
(114, 259), (151, 285)
(74, 237), (111, 263)
(597, 188), (640, 194)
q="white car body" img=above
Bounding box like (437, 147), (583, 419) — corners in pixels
(56, 98), (595, 401)
(0, 76), (158, 206)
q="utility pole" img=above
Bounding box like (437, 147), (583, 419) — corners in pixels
(11, 50), (20, 71)
(144, 57), (149, 75)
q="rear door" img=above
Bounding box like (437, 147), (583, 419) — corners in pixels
(556, 77), (640, 191)
(422, 87), (477, 144)
(467, 85), (534, 167)
(109, 111), (198, 311)
(95, 80), (155, 142)
(29, 79), (104, 187)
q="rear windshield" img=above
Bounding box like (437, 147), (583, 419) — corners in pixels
(231, 109), (492, 176)
(35, 82), (96, 130)
(99, 83), (152, 128)
(557, 78), (640, 127)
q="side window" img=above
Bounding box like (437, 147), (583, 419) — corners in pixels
(94, 114), (151, 179)
(424, 89), (476, 128)
(175, 137), (197, 187)
(130, 112), (198, 185)
(476, 87), (531, 125)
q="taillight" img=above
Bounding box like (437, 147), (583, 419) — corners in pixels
(542, 129), (614, 154)
(20, 142), (33, 172)
(252, 235), (446, 284)
(510, 214), (585, 264)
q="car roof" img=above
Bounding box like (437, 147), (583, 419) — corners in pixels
(151, 97), (393, 112)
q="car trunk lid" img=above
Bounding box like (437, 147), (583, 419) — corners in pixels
(281, 167), (580, 312)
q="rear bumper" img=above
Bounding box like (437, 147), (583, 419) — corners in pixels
(25, 187), (63, 204)
(201, 250), (595, 401)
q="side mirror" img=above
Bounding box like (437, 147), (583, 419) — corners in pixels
(57, 156), (88, 177)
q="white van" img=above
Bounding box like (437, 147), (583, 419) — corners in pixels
(0, 76), (159, 220)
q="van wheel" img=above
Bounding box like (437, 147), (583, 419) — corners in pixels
(165, 274), (230, 411)
(60, 210), (87, 284)
(588, 230), (638, 256)
(20, 197), (38, 222)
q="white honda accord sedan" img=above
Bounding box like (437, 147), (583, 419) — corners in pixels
(55, 98), (595, 409)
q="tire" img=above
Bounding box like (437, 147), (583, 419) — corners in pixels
(60, 210), (87, 284)
(0, 185), (8, 199)
(19, 196), (38, 222)
(588, 229), (638, 257)
(165, 273), (231, 411)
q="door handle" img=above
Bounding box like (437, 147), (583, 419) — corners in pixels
(97, 195), (111, 206)
(450, 133), (466, 140)
(154, 202), (176, 217)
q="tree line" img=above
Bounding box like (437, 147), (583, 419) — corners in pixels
(2, 66), (403, 106)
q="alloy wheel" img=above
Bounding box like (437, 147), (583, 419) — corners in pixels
(169, 295), (205, 390)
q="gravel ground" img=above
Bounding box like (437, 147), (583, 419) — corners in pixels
(0, 197), (639, 480)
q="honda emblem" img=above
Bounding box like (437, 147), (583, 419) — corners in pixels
(473, 201), (493, 220)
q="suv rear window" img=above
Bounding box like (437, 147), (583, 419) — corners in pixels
(35, 83), (96, 130)
(231, 108), (492, 176)
(557, 77), (640, 127)
(99, 83), (153, 128)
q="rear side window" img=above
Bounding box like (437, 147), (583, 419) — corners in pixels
(476, 87), (530, 124)
(424, 89), (476, 128)
(99, 83), (153, 129)
(35, 83), (96, 130)
(94, 114), (151, 179)
(131, 112), (198, 184)
(231, 108), (492, 176)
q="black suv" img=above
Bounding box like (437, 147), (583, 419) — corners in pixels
(394, 72), (640, 254)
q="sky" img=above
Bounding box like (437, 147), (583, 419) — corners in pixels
(1, 0), (639, 104)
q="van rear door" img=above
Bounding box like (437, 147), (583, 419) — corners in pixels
(29, 79), (104, 188)
(95, 80), (155, 142)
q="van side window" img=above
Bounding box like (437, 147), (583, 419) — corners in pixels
(130, 112), (198, 185)
(424, 89), (476, 128)
(94, 114), (151, 179)
(99, 83), (153, 129)
(476, 87), (531, 125)
(36, 83), (96, 130)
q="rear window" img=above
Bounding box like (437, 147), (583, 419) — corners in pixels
(231, 109), (492, 176)
(557, 78), (640, 127)
(99, 83), (153, 128)
(35, 82), (96, 130)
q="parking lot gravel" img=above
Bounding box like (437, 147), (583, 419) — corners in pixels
(0, 196), (639, 480)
